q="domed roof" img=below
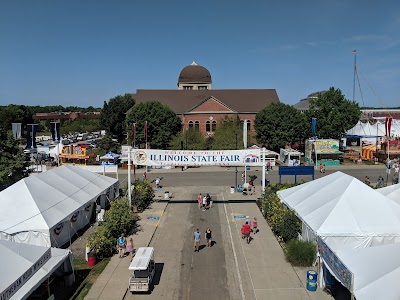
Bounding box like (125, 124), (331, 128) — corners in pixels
(178, 61), (212, 83)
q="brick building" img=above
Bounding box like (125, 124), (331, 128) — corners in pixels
(130, 61), (280, 137)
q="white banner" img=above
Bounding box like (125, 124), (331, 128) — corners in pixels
(124, 149), (262, 167)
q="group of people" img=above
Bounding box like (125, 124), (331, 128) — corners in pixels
(197, 193), (213, 211)
(116, 233), (135, 260)
(193, 228), (213, 252)
(241, 217), (258, 244)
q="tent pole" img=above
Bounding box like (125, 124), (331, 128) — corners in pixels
(262, 147), (266, 193)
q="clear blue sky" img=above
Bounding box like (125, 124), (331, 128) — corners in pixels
(1, 1), (399, 108)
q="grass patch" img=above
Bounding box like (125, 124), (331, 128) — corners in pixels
(285, 239), (316, 267)
(69, 258), (110, 300)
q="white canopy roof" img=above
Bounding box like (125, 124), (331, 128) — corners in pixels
(0, 240), (71, 300)
(376, 184), (400, 204)
(129, 247), (154, 271)
(0, 165), (118, 236)
(277, 172), (400, 251)
(100, 151), (120, 160)
(346, 120), (400, 137)
(335, 243), (400, 300)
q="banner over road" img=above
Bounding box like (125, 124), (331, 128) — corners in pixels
(124, 149), (262, 167)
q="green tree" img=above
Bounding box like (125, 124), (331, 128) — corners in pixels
(210, 116), (243, 150)
(0, 132), (29, 190)
(306, 87), (361, 139)
(132, 179), (154, 211)
(98, 133), (120, 154)
(126, 102), (182, 149)
(170, 128), (207, 150)
(100, 94), (135, 143)
(103, 198), (137, 238)
(254, 103), (308, 151)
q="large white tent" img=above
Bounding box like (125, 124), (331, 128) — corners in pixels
(0, 240), (73, 300)
(0, 165), (119, 247)
(333, 243), (400, 300)
(376, 184), (400, 204)
(277, 172), (400, 251)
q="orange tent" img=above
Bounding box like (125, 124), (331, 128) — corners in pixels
(361, 144), (376, 160)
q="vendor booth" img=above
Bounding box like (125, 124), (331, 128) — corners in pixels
(305, 139), (342, 166)
(0, 240), (74, 300)
(100, 151), (120, 165)
(0, 165), (119, 247)
(279, 148), (302, 166)
(277, 172), (400, 251)
(318, 239), (400, 300)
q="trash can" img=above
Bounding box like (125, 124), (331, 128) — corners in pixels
(306, 270), (318, 291)
(87, 250), (97, 267)
(164, 191), (170, 199)
(230, 186), (235, 193)
(246, 166), (250, 171)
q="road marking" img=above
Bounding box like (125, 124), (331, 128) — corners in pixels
(222, 194), (246, 300)
(230, 202), (258, 300)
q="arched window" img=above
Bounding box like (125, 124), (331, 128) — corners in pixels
(194, 121), (200, 131)
(188, 121), (194, 129)
(247, 120), (251, 131)
(206, 121), (211, 132)
(212, 120), (217, 132)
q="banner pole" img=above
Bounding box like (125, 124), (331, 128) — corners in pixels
(127, 149), (132, 207)
(262, 147), (266, 193)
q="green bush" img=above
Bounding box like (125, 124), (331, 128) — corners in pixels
(273, 209), (301, 243)
(103, 198), (137, 237)
(132, 179), (154, 211)
(285, 239), (316, 267)
(86, 226), (115, 259)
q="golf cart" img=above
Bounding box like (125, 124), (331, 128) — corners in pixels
(128, 247), (155, 293)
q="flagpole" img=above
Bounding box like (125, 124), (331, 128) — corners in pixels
(145, 121), (148, 173)
(352, 50), (357, 102)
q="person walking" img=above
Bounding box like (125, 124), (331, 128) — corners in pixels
(205, 228), (212, 247)
(116, 233), (127, 258)
(197, 193), (203, 209)
(241, 224), (246, 239)
(207, 194), (213, 208)
(243, 221), (251, 244)
(126, 238), (135, 261)
(252, 217), (258, 234)
(202, 195), (207, 211)
(155, 177), (160, 188)
(194, 228), (201, 252)
(143, 172), (147, 180)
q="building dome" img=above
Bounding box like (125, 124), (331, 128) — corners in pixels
(178, 61), (212, 84)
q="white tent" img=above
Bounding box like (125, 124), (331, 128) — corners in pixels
(277, 172), (400, 251)
(0, 165), (119, 247)
(333, 243), (400, 300)
(0, 240), (73, 300)
(376, 184), (400, 204)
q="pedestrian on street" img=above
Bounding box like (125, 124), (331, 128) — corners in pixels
(241, 224), (246, 239)
(126, 238), (135, 261)
(243, 221), (251, 244)
(202, 195), (207, 211)
(116, 233), (127, 258)
(252, 217), (258, 234)
(207, 193), (213, 208)
(155, 177), (160, 188)
(143, 172), (147, 180)
(194, 228), (201, 252)
(205, 228), (212, 247)
(197, 193), (203, 209)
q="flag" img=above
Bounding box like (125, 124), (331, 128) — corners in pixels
(352, 50), (357, 54)
(311, 118), (317, 137)
(243, 120), (247, 149)
(385, 117), (393, 138)
(50, 122), (61, 142)
(131, 124), (136, 147)
(11, 123), (22, 139)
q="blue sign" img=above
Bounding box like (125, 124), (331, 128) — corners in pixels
(146, 216), (160, 221)
(279, 166), (315, 183)
(233, 215), (247, 219)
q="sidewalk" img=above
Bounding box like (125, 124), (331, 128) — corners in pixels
(85, 190), (169, 300)
(222, 190), (331, 300)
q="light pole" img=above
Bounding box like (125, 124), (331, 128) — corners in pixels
(235, 132), (238, 192)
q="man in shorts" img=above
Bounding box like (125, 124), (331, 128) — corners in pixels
(194, 228), (201, 252)
(243, 222), (251, 244)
